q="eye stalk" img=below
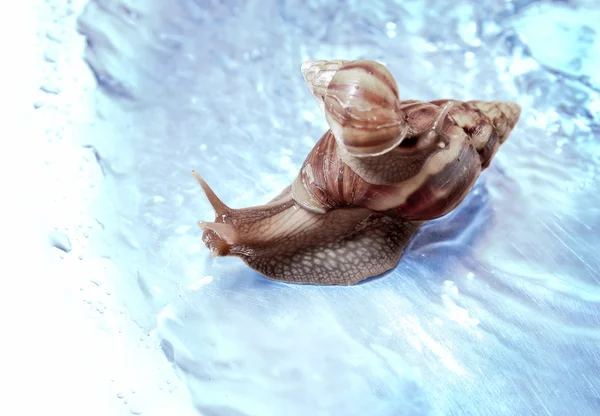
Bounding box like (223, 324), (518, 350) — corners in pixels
(396, 101), (455, 152)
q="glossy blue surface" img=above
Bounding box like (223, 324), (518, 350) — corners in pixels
(76, 0), (600, 414)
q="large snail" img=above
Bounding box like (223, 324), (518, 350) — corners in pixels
(192, 59), (521, 285)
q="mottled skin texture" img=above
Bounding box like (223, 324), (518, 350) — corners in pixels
(192, 172), (422, 285)
(192, 59), (521, 285)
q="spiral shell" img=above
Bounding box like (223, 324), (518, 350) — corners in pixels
(302, 59), (407, 157)
(295, 60), (521, 221)
(192, 59), (522, 285)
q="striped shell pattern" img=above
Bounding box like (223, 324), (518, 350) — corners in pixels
(192, 59), (521, 285)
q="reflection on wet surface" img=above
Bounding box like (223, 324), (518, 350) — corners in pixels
(76, 0), (600, 414)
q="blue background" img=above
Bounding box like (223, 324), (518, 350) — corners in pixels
(28, 0), (600, 415)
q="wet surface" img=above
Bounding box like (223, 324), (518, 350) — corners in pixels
(75, 0), (600, 414)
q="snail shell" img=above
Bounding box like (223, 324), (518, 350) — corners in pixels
(301, 59), (406, 157)
(192, 59), (521, 285)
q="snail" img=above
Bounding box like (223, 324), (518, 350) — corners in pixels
(191, 59), (521, 285)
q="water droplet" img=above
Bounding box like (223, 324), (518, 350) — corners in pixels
(33, 101), (44, 109)
(49, 231), (72, 253)
(46, 30), (63, 43)
(40, 83), (61, 94)
(443, 280), (459, 297)
(117, 392), (125, 399)
(115, 3), (140, 20)
(44, 48), (59, 63)
(302, 110), (315, 121)
(130, 407), (143, 415)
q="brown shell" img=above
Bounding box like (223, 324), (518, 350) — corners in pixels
(192, 59), (522, 285)
(293, 83), (521, 220)
(302, 59), (407, 157)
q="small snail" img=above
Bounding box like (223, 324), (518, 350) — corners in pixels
(192, 59), (521, 285)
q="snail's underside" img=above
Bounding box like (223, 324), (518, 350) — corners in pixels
(191, 59), (521, 285)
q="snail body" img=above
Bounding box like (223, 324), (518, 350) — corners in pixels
(192, 59), (521, 285)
